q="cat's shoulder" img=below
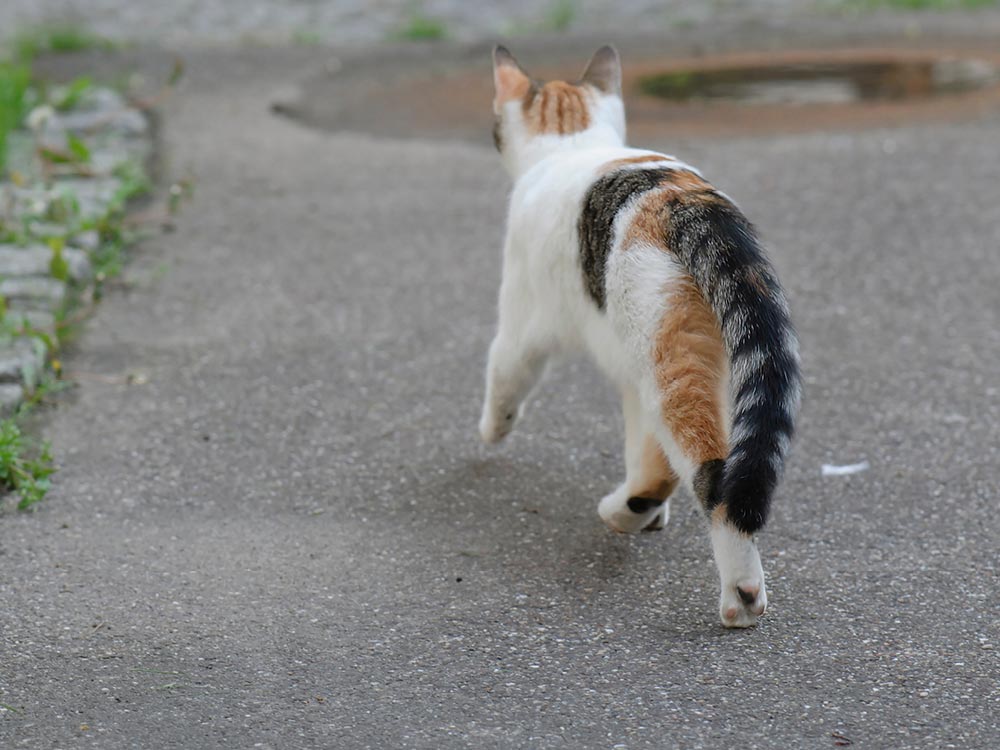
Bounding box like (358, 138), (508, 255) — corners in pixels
(529, 147), (700, 182)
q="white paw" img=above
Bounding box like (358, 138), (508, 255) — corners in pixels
(710, 522), (768, 628)
(719, 578), (767, 628)
(478, 404), (519, 444)
(598, 485), (668, 534)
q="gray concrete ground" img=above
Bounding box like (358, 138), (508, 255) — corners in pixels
(2, 23), (1000, 750)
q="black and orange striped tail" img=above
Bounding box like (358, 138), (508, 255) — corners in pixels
(668, 193), (801, 535)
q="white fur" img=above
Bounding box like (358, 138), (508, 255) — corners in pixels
(598, 486), (668, 533)
(710, 522), (767, 628)
(481, 81), (767, 627)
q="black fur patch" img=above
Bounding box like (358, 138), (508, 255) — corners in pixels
(578, 168), (677, 308)
(492, 118), (503, 152)
(626, 496), (664, 514)
(693, 459), (725, 511)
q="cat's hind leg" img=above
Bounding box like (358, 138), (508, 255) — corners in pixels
(598, 385), (680, 533)
(649, 278), (766, 628)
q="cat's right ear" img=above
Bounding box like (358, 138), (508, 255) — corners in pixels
(492, 45), (532, 115)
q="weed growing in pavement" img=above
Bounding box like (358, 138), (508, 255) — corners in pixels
(0, 413), (55, 511)
(0, 62), (30, 174)
(501, 0), (579, 36)
(542, 0), (578, 31)
(393, 13), (448, 41)
(0, 25), (191, 511)
(10, 24), (116, 61)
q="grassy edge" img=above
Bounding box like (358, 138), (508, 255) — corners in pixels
(0, 27), (160, 511)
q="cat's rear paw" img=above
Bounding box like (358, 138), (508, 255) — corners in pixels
(598, 486), (668, 533)
(719, 580), (767, 628)
(642, 503), (669, 531)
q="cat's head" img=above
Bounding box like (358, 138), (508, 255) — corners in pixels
(491, 45), (626, 177)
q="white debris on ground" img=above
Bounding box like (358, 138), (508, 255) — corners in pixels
(821, 461), (871, 477)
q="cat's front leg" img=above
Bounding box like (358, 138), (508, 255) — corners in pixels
(479, 332), (547, 444)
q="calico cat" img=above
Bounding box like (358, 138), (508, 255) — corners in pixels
(479, 45), (801, 628)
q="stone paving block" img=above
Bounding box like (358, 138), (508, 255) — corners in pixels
(0, 337), (46, 387)
(6, 178), (122, 223)
(53, 108), (147, 137)
(3, 308), (56, 336)
(72, 230), (101, 252)
(0, 244), (92, 282)
(0, 276), (68, 309)
(0, 382), (24, 417)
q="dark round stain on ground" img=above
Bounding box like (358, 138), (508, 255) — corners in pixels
(637, 57), (999, 104)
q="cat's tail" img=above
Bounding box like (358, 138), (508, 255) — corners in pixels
(669, 194), (801, 535)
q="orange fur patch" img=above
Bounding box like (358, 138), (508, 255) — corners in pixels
(600, 154), (670, 173)
(743, 265), (771, 298)
(711, 503), (729, 526)
(621, 171), (715, 249)
(494, 65), (533, 107)
(628, 435), (680, 500)
(525, 81), (590, 136)
(652, 277), (728, 466)
(600, 168), (729, 470)
(623, 188), (675, 248)
(660, 169), (713, 193)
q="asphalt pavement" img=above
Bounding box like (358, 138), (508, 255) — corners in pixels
(1, 30), (998, 750)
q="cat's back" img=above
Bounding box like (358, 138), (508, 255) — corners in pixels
(509, 148), (700, 228)
(513, 147), (675, 200)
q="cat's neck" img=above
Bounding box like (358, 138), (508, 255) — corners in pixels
(506, 123), (626, 179)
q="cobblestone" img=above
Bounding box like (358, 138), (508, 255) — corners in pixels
(0, 0), (846, 47)
(0, 337), (45, 387)
(0, 84), (149, 409)
(0, 276), (68, 309)
(0, 244), (91, 281)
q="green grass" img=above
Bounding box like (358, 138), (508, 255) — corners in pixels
(0, 26), (156, 512)
(292, 29), (324, 46)
(0, 417), (55, 511)
(542, 0), (578, 31)
(393, 14), (448, 41)
(51, 76), (94, 111)
(0, 62), (30, 175)
(0, 158), (155, 509)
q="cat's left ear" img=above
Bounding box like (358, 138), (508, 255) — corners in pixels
(581, 45), (621, 96)
(493, 45), (532, 114)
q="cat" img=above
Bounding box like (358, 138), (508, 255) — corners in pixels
(479, 45), (801, 628)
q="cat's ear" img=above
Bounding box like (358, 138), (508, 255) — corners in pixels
(581, 45), (621, 95)
(493, 45), (532, 114)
